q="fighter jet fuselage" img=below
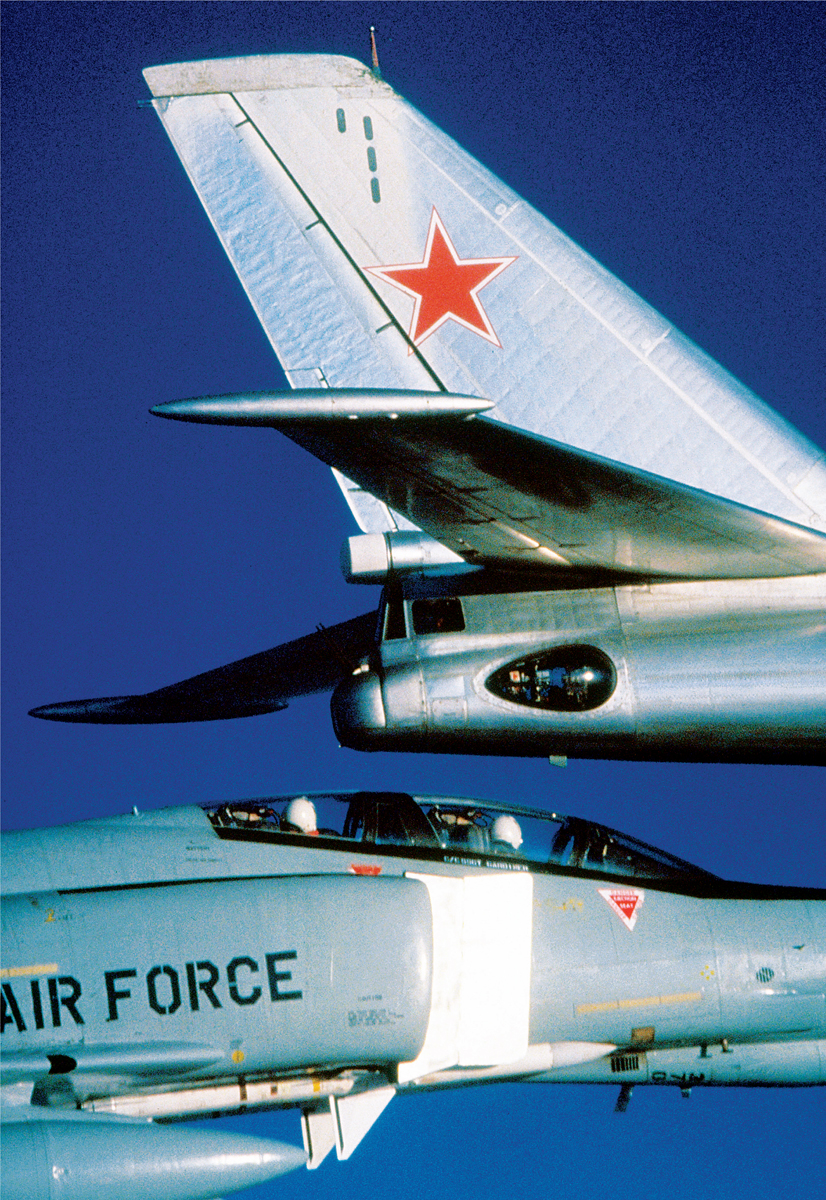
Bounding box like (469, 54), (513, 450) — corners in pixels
(3, 793), (824, 1198)
(4, 793), (824, 1132)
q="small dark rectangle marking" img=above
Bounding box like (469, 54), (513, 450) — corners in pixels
(611, 1053), (640, 1073)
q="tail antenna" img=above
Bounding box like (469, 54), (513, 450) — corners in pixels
(369, 26), (381, 77)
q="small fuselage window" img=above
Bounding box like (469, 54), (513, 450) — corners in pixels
(383, 598), (407, 640)
(411, 597), (465, 636)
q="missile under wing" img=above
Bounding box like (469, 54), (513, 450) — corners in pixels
(2, 790), (824, 1198)
(32, 54), (826, 762)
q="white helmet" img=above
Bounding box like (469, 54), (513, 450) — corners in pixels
(284, 797), (317, 833)
(491, 814), (523, 850)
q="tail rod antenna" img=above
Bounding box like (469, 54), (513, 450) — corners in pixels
(370, 25), (381, 77)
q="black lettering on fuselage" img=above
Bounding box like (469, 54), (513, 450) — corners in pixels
(1, 983), (26, 1032)
(105, 969), (137, 1021)
(100, 950), (301, 1020)
(266, 952), (302, 1002)
(146, 965), (182, 1015)
(48, 977), (60, 1027)
(227, 956), (261, 1006)
(30, 979), (45, 1030)
(185, 961), (222, 1011)
(48, 977), (84, 1027)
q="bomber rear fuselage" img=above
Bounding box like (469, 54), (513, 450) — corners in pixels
(332, 574), (826, 763)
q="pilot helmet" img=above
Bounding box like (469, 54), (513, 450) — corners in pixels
(284, 797), (318, 834)
(491, 814), (523, 850)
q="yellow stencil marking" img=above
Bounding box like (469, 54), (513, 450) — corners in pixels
(535, 897), (583, 913)
(576, 991), (703, 1015)
(0, 963), (59, 979)
(231, 1049), (245, 1064)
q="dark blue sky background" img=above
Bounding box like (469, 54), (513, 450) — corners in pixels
(3, 3), (825, 1197)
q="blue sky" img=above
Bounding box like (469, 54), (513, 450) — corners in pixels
(2, 3), (824, 1197)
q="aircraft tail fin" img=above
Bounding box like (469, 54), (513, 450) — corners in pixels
(143, 55), (826, 533)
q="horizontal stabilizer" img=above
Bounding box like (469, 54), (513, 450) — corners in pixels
(30, 611), (377, 724)
(156, 401), (826, 580)
(153, 389), (493, 423)
(282, 415), (826, 580)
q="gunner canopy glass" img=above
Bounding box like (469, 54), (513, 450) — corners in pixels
(486, 645), (617, 711)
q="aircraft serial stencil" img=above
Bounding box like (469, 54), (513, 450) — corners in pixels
(32, 53), (826, 763)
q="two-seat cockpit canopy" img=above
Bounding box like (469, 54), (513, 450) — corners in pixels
(207, 792), (714, 883)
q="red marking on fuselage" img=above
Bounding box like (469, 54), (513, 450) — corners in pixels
(598, 887), (645, 930)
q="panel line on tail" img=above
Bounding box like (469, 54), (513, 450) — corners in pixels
(393, 107), (814, 516)
(230, 95), (448, 392)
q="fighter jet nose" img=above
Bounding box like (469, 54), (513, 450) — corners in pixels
(29, 696), (137, 722)
(331, 671), (387, 748)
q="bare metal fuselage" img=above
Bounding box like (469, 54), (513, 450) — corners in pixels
(332, 574), (826, 762)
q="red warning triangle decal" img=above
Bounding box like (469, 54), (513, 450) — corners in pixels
(598, 887), (645, 931)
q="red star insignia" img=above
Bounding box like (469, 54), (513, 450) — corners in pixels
(367, 209), (516, 348)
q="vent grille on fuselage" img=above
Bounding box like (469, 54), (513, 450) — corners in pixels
(611, 1053), (641, 1073)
